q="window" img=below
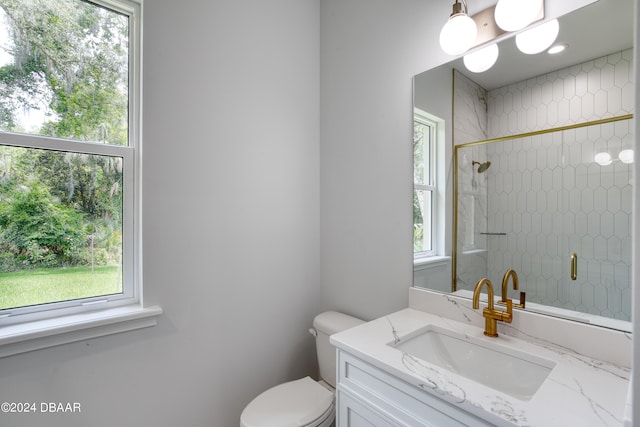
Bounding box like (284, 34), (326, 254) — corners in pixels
(0, 0), (140, 325)
(413, 110), (441, 259)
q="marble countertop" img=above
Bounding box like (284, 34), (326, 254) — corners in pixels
(330, 307), (630, 427)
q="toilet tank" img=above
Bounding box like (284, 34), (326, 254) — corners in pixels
(312, 311), (364, 387)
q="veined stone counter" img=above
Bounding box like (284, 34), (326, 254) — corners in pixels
(331, 289), (630, 426)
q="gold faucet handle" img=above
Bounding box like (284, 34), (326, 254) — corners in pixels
(514, 291), (526, 309)
(498, 291), (526, 309)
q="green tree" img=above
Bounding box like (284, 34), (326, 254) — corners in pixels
(0, 181), (86, 268)
(0, 0), (127, 270)
(0, 0), (128, 145)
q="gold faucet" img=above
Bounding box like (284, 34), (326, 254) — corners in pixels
(498, 269), (526, 309)
(472, 278), (512, 337)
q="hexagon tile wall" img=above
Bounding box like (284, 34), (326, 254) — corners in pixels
(456, 48), (633, 321)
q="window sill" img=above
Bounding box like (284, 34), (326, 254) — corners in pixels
(0, 305), (162, 358)
(413, 255), (451, 268)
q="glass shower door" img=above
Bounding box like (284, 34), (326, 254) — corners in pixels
(559, 119), (633, 321)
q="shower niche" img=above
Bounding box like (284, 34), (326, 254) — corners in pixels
(454, 116), (633, 325)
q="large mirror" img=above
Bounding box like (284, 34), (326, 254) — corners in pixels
(413, 0), (634, 332)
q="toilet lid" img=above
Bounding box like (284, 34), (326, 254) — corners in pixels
(240, 376), (334, 427)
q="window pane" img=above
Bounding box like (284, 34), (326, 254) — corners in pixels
(0, 0), (129, 146)
(414, 121), (432, 186)
(0, 146), (123, 310)
(413, 189), (432, 253)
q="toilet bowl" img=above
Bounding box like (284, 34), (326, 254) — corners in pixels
(240, 311), (364, 427)
(240, 377), (335, 427)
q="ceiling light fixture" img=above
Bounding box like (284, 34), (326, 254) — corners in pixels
(438, 0), (547, 59)
(494, 0), (543, 32)
(439, 0), (478, 56)
(515, 19), (560, 54)
(548, 44), (568, 55)
(463, 43), (499, 73)
(619, 149), (634, 164)
(594, 152), (613, 166)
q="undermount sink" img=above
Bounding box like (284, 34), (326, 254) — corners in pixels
(390, 325), (555, 400)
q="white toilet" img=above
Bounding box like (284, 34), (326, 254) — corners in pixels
(240, 311), (364, 427)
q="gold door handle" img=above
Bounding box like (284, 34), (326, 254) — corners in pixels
(571, 253), (577, 280)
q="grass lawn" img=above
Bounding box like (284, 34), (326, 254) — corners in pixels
(0, 265), (121, 310)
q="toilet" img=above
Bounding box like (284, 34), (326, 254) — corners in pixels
(240, 311), (364, 427)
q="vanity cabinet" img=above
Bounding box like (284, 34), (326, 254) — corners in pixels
(335, 350), (494, 427)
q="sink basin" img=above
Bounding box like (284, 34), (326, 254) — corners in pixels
(390, 325), (555, 400)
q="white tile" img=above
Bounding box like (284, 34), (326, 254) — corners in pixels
(547, 102), (559, 127)
(594, 90), (608, 117)
(593, 284), (607, 311)
(570, 96), (582, 122)
(575, 211), (588, 236)
(608, 86), (622, 114)
(563, 74), (576, 97)
(594, 55), (608, 69)
(608, 236), (622, 262)
(581, 92), (595, 120)
(569, 281), (582, 306)
(558, 98), (570, 123)
(563, 165), (575, 189)
(527, 150), (537, 171)
(621, 82), (633, 112)
(575, 164), (588, 189)
(601, 121), (615, 139)
(541, 168), (553, 191)
(614, 211), (629, 238)
(575, 72), (588, 96)
(526, 233), (537, 254)
(518, 109), (528, 133)
(587, 162), (601, 189)
(614, 57), (630, 88)
(587, 211), (600, 237)
(547, 189), (559, 213)
(508, 110), (518, 134)
(547, 145), (560, 169)
(600, 63), (615, 89)
(599, 170), (614, 191)
(541, 80), (553, 104)
(614, 262), (630, 289)
(587, 67), (601, 94)
(581, 187), (594, 213)
(503, 91), (514, 112)
(503, 170), (513, 193)
(593, 235), (607, 261)
(594, 187), (607, 213)
(601, 211), (614, 238)
(621, 186), (632, 213)
(531, 169), (542, 191)
(583, 234), (596, 259)
(525, 105), (537, 130)
(552, 78), (564, 102)
(536, 191), (547, 213)
(582, 283), (595, 310)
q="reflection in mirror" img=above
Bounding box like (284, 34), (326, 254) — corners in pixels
(455, 116), (633, 331)
(413, 0), (633, 332)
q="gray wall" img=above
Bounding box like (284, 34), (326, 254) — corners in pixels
(0, 0), (320, 426)
(319, 0), (452, 320)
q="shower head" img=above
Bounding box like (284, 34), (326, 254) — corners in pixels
(472, 160), (491, 173)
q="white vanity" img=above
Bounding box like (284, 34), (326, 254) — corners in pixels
(330, 288), (631, 426)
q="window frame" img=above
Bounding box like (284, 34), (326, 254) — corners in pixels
(413, 109), (440, 259)
(0, 0), (142, 326)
